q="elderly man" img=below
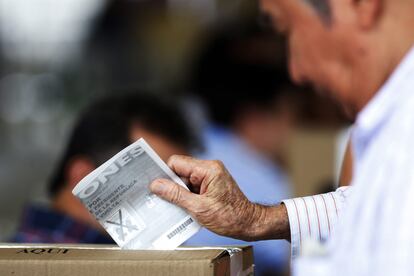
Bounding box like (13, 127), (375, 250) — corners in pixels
(150, 0), (414, 275)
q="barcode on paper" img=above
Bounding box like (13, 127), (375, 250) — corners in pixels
(167, 218), (194, 240)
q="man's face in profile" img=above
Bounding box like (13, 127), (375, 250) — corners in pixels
(260, 0), (363, 118)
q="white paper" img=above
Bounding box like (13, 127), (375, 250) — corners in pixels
(72, 138), (201, 250)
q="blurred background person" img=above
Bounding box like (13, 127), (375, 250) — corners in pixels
(183, 24), (299, 276)
(12, 92), (201, 244)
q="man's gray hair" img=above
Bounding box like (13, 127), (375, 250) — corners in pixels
(303, 0), (331, 22)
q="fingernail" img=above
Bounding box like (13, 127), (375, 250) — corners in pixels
(150, 179), (167, 194)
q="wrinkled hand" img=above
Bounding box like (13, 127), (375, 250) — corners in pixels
(150, 155), (289, 241)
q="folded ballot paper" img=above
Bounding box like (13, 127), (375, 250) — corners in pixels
(72, 138), (201, 250)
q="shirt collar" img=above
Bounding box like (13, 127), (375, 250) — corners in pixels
(354, 45), (414, 152)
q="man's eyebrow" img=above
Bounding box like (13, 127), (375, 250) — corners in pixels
(258, 12), (286, 35)
(258, 12), (276, 29)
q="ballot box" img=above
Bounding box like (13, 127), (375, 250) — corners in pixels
(0, 244), (254, 276)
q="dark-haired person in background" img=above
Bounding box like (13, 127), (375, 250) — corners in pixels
(12, 93), (200, 244)
(184, 26), (298, 275)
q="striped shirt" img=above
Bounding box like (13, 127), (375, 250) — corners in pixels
(283, 187), (351, 258)
(284, 45), (414, 275)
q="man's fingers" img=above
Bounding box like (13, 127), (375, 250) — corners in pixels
(150, 178), (198, 210)
(167, 155), (205, 178)
(167, 155), (224, 189)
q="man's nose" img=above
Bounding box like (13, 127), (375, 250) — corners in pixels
(288, 57), (305, 85)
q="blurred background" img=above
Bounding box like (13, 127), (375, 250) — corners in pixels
(0, 0), (351, 273)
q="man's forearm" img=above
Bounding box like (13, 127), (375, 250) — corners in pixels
(244, 203), (290, 241)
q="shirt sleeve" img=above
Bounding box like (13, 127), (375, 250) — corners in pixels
(282, 187), (351, 258)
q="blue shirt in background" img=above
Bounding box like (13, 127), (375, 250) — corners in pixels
(12, 204), (114, 244)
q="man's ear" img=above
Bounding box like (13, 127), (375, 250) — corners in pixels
(353, 0), (383, 29)
(65, 156), (96, 190)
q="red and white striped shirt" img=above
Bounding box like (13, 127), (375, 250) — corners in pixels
(285, 45), (414, 276)
(282, 186), (351, 258)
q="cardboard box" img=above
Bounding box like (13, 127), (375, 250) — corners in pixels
(0, 244), (254, 276)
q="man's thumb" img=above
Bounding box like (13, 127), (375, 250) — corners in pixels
(150, 178), (194, 209)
